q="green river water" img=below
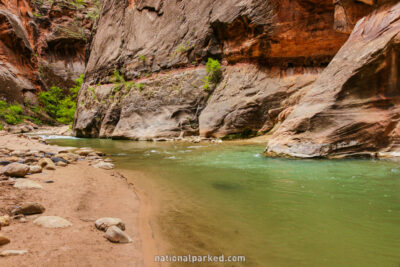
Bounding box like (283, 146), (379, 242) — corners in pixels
(48, 138), (400, 267)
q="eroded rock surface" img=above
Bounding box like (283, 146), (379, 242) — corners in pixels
(0, 0), (99, 103)
(266, 3), (400, 158)
(75, 0), (368, 139)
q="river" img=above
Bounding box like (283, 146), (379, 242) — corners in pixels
(47, 137), (400, 267)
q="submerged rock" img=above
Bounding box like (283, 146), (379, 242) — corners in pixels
(104, 226), (132, 244)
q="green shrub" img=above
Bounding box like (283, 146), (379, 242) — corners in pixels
(202, 58), (222, 91)
(139, 55), (146, 62)
(0, 101), (24, 125)
(0, 123), (3, 131)
(136, 83), (144, 91)
(38, 74), (83, 124)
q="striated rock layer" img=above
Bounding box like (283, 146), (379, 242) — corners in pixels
(75, 0), (400, 158)
(74, 0), (355, 139)
(0, 0), (99, 104)
(266, 3), (400, 158)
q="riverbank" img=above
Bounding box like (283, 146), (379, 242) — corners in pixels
(0, 132), (146, 266)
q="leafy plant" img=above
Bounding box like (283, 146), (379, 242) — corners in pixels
(38, 74), (83, 124)
(202, 58), (222, 91)
(139, 55), (146, 62)
(136, 83), (144, 91)
(0, 101), (24, 125)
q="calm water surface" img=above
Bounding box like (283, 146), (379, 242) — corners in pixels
(48, 138), (400, 267)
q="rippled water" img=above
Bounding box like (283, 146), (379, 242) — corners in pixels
(48, 138), (400, 267)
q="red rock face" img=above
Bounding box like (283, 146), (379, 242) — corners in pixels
(0, 0), (98, 104)
(74, 0), (399, 143)
(266, 3), (400, 158)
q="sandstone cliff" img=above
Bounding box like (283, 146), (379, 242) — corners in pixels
(70, 0), (399, 157)
(266, 2), (400, 158)
(74, 0), (353, 139)
(0, 0), (99, 105)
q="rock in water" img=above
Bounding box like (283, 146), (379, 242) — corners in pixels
(104, 226), (132, 243)
(38, 158), (56, 170)
(0, 250), (28, 257)
(12, 202), (45, 215)
(13, 179), (43, 190)
(95, 218), (125, 232)
(93, 161), (114, 170)
(0, 234), (10, 246)
(33, 216), (72, 228)
(0, 163), (30, 177)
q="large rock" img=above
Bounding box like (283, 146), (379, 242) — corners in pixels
(266, 3), (400, 158)
(12, 202), (46, 216)
(0, 163), (30, 177)
(104, 226), (132, 244)
(74, 0), (368, 139)
(95, 218), (126, 232)
(199, 65), (318, 138)
(33, 216), (72, 228)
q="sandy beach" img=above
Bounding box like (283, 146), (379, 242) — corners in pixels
(0, 132), (149, 266)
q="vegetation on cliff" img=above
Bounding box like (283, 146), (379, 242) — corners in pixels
(38, 74), (83, 125)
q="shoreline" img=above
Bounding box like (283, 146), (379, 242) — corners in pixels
(0, 132), (150, 266)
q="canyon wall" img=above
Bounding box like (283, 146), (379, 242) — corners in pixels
(75, 0), (352, 139)
(0, 0), (98, 104)
(266, 2), (400, 158)
(70, 0), (399, 156)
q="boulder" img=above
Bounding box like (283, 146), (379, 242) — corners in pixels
(38, 158), (56, 170)
(33, 216), (72, 228)
(0, 250), (28, 257)
(104, 226), (132, 244)
(93, 161), (114, 170)
(95, 218), (125, 232)
(0, 234), (10, 246)
(13, 179), (43, 190)
(12, 202), (45, 215)
(0, 163), (30, 177)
